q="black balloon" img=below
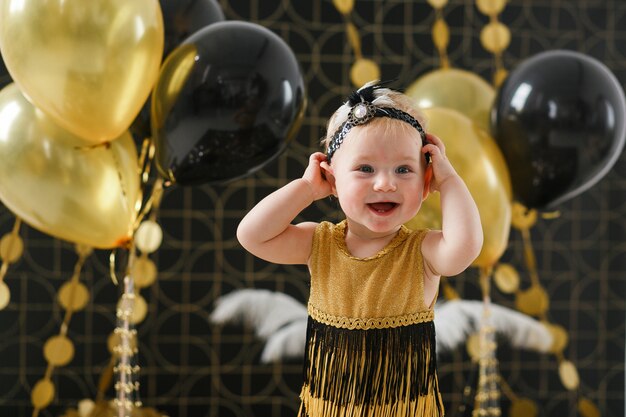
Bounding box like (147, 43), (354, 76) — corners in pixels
(151, 21), (306, 185)
(160, 0), (225, 58)
(0, 53), (11, 90)
(130, 0), (225, 141)
(491, 50), (626, 209)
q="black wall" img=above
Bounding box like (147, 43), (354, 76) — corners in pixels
(0, 1), (624, 416)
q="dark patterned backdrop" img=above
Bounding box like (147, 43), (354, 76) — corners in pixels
(0, 1), (624, 416)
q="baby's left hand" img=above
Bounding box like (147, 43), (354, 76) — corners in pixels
(422, 133), (458, 192)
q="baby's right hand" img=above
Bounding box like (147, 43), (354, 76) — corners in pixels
(302, 152), (334, 201)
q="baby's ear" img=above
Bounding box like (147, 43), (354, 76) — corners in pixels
(320, 161), (337, 196)
(423, 165), (433, 199)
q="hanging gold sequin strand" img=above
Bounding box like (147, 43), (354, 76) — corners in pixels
(332, 0), (381, 87)
(31, 244), (92, 417)
(0, 217), (23, 311)
(427, 0), (450, 69)
(469, 267), (501, 417)
(504, 203), (600, 417)
(476, 0), (510, 87)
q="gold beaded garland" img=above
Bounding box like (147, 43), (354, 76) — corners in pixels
(476, 0), (510, 86)
(331, 0), (381, 87)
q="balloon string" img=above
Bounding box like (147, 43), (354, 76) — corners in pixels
(110, 251), (119, 286)
(134, 177), (164, 230)
(114, 252), (142, 416)
(136, 137), (157, 214)
(108, 143), (129, 204)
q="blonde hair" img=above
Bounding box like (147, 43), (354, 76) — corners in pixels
(321, 81), (428, 152)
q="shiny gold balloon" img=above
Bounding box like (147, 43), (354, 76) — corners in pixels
(405, 107), (512, 268)
(0, 0), (164, 144)
(0, 84), (139, 249)
(406, 68), (495, 132)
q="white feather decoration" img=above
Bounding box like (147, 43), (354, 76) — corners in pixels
(434, 300), (553, 354)
(211, 289), (307, 339)
(210, 289), (553, 363)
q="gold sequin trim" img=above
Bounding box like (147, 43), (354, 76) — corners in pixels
(308, 304), (434, 330)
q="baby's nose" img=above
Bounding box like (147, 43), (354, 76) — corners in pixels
(373, 173), (397, 192)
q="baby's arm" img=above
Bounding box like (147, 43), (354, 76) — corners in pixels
(236, 152), (333, 265)
(421, 134), (484, 277)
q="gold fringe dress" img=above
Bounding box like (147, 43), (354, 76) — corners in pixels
(298, 220), (444, 417)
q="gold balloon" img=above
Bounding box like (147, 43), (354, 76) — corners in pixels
(0, 0), (164, 144)
(405, 107), (512, 268)
(151, 43), (198, 134)
(406, 68), (495, 132)
(0, 84), (139, 249)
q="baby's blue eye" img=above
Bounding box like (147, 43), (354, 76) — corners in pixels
(396, 166), (411, 174)
(357, 165), (374, 173)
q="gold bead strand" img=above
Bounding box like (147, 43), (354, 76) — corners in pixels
(132, 178), (164, 325)
(113, 179), (164, 415)
(508, 202), (600, 417)
(476, 0), (511, 87)
(31, 244), (92, 417)
(471, 267), (501, 417)
(114, 264), (142, 415)
(427, 0), (450, 69)
(499, 375), (539, 417)
(332, 0), (381, 87)
(0, 217), (23, 310)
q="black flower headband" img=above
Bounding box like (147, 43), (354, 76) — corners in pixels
(326, 83), (430, 164)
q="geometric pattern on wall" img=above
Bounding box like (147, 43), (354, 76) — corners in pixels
(0, 1), (624, 416)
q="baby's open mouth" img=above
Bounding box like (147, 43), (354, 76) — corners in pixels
(368, 202), (398, 213)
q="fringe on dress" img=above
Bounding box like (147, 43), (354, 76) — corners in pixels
(298, 317), (444, 417)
